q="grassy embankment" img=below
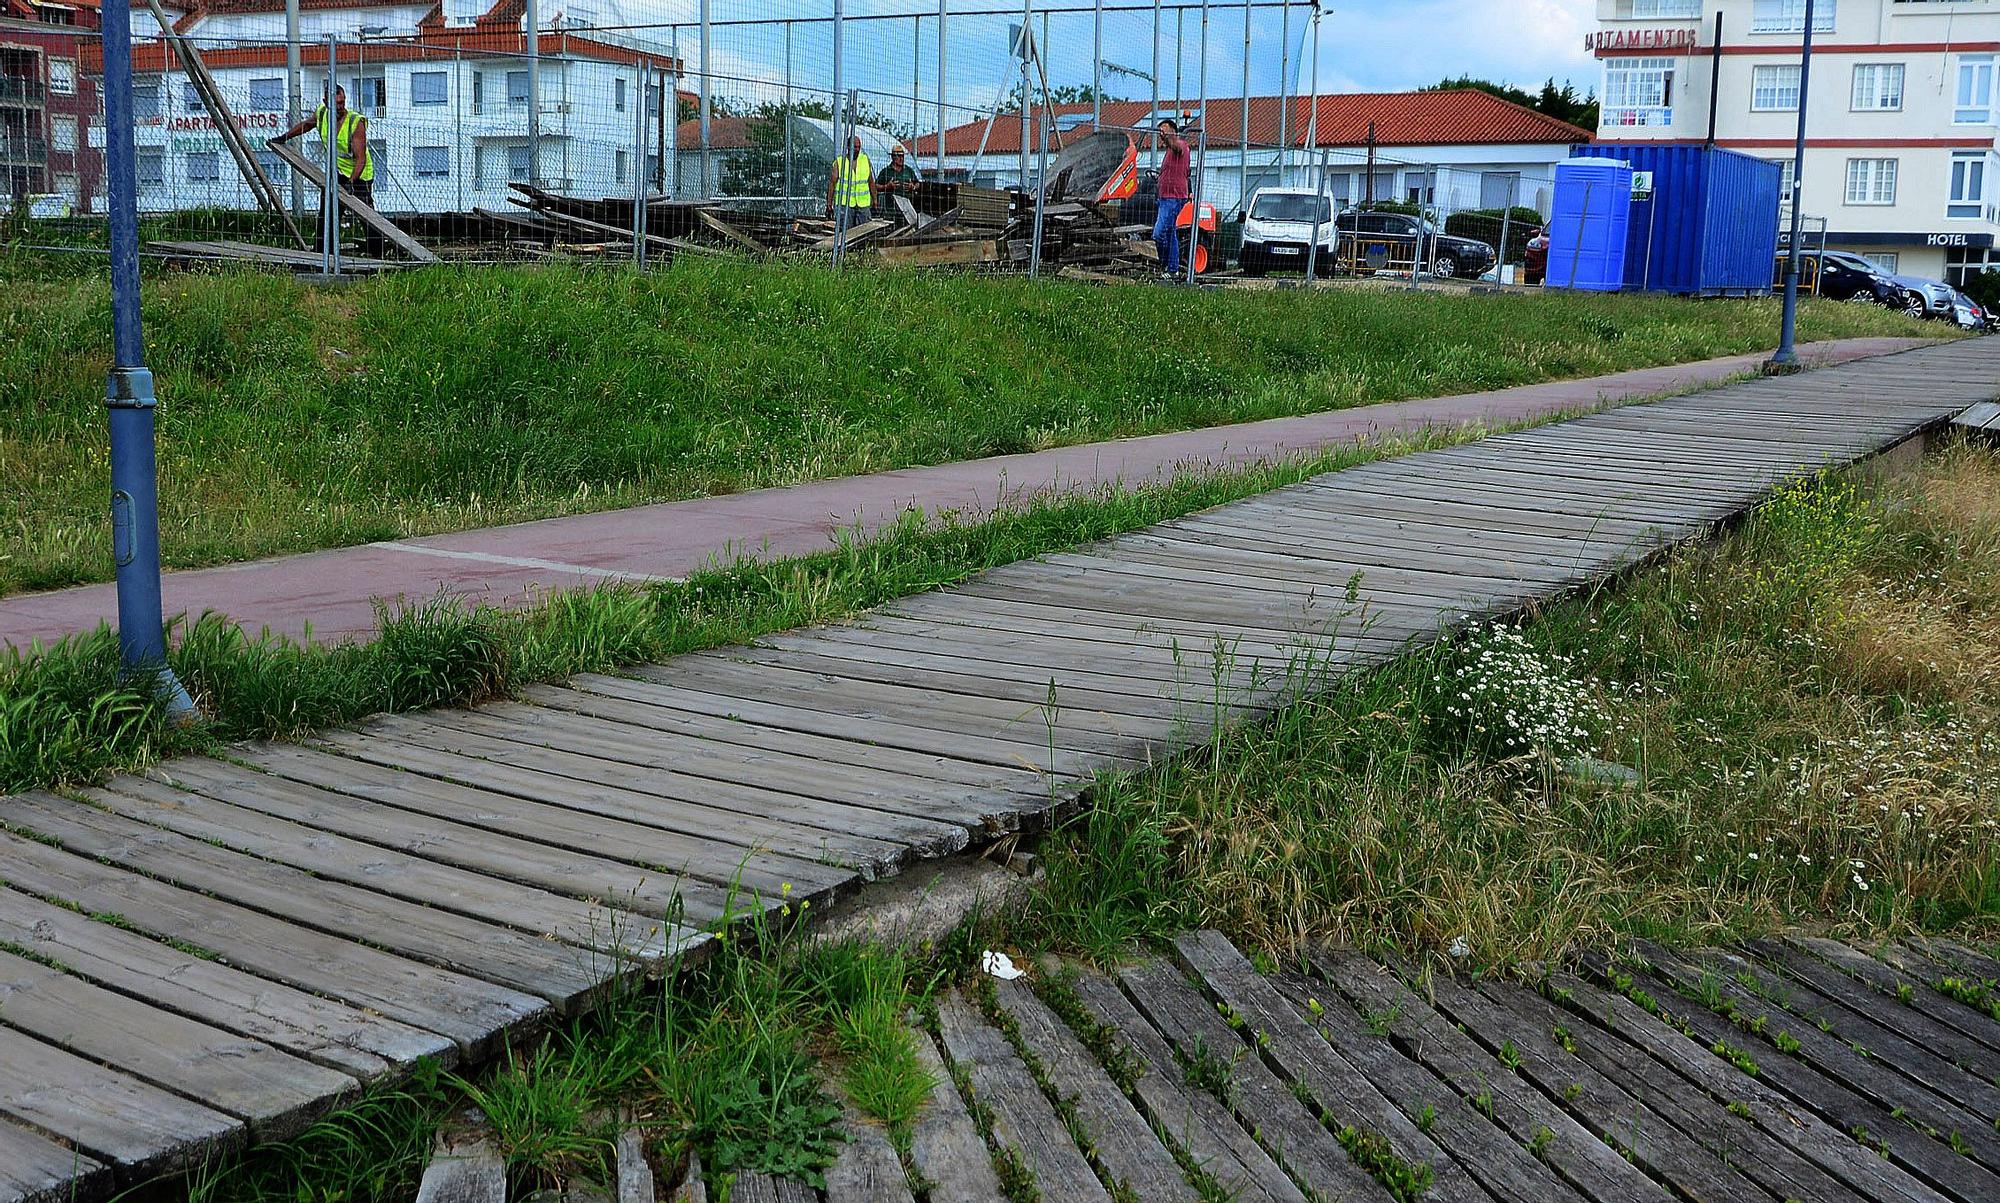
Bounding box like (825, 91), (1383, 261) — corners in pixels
(0, 258), (1920, 597)
(174, 445), (2000, 1202)
(1029, 444), (2000, 968)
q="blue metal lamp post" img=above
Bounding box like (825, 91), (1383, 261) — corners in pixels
(1768, 0), (1816, 371)
(101, 0), (196, 718)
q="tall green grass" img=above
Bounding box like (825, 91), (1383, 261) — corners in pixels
(0, 259), (1922, 595)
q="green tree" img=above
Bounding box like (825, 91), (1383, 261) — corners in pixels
(1424, 75), (1597, 130)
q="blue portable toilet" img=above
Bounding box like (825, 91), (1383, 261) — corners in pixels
(1568, 143), (1780, 296)
(1546, 158), (1633, 292)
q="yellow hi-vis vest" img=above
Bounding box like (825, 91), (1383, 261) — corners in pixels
(316, 106), (374, 182)
(834, 152), (871, 207)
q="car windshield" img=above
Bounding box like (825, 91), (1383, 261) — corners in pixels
(1251, 194), (1332, 223)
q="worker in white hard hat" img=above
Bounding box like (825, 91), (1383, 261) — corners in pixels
(874, 144), (922, 213)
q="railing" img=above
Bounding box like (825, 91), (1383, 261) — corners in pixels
(1601, 106), (1675, 128)
(0, 78), (49, 106)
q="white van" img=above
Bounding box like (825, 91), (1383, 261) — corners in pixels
(1237, 187), (1337, 277)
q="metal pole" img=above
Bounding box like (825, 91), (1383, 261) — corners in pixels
(913, 14), (922, 140)
(936, 0), (947, 176)
(1304, 0), (1318, 184)
(99, 0), (195, 718)
(1276, 0), (1289, 188)
(1173, 8), (1182, 115)
(666, 25), (678, 194)
(1092, 0), (1102, 128)
(1238, 0), (1249, 214)
(783, 21), (793, 214)
(1019, 0), (1032, 191)
(1149, 0), (1159, 166)
(1185, 0), (1207, 286)
(832, 0), (848, 264)
(286, 0), (302, 215)
(324, 35), (339, 278)
(1497, 172), (1514, 285)
(526, 0), (539, 187)
(1770, 0), (1815, 369)
(1030, 110), (1049, 277)
(1705, 11), (1724, 149)
(698, 0), (710, 198)
(1304, 146), (1327, 281)
(633, 59), (648, 266)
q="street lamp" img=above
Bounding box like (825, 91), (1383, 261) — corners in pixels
(1768, 0), (1817, 372)
(99, 0), (196, 719)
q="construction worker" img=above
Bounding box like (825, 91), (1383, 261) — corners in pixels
(825, 133), (873, 230)
(874, 145), (921, 212)
(271, 85), (381, 258)
(1152, 117), (1191, 278)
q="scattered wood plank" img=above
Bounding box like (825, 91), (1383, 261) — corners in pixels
(614, 1120), (653, 1203)
(809, 219), (897, 252)
(823, 1102), (916, 1203)
(415, 1112), (507, 1203)
(907, 1026), (1008, 1203)
(878, 239), (1002, 269)
(698, 209), (770, 254)
(668, 1152), (708, 1203)
(266, 139), (438, 262)
(935, 992), (1112, 1203)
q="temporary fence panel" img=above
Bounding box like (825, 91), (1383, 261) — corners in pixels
(1570, 142), (1780, 296)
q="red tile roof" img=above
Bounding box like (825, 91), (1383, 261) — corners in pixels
(909, 89), (1592, 157)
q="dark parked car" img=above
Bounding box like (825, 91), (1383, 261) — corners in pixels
(1335, 208), (1497, 280)
(1782, 253), (1918, 311)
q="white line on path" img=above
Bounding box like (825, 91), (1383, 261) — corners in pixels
(369, 541), (680, 584)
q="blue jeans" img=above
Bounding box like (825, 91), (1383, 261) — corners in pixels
(1153, 197), (1187, 274)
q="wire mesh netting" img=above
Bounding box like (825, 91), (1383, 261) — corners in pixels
(2, 0), (1585, 279)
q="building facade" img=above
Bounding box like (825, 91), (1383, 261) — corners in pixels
(1, 0), (127, 210)
(1592, 0), (2000, 284)
(913, 91), (1595, 219)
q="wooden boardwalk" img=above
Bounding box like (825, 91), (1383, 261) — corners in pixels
(0, 339), (1995, 1198)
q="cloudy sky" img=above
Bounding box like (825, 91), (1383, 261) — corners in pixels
(619, 0), (1604, 115)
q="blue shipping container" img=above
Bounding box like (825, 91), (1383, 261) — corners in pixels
(1568, 143), (1782, 296)
(1546, 158), (1633, 293)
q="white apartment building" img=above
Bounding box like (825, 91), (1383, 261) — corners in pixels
(1593, 0), (2000, 284)
(84, 0), (682, 215)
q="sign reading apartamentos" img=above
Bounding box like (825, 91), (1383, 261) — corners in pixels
(1586, 29), (1701, 53)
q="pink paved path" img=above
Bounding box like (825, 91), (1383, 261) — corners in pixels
(0, 337), (1929, 649)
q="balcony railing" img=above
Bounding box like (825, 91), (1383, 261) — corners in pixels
(0, 78), (49, 107)
(1601, 106), (1675, 128)
(0, 134), (49, 164)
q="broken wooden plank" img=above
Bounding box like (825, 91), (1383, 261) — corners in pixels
(614, 1120), (654, 1203)
(415, 1112), (506, 1203)
(698, 209), (771, 253)
(907, 1027), (1007, 1203)
(266, 139), (438, 262)
(810, 219), (896, 252)
(823, 1103), (916, 1203)
(878, 239), (1003, 269)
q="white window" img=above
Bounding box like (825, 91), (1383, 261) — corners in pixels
(506, 69), (530, 106)
(248, 76), (284, 111)
(1950, 152), (1990, 220)
(1630, 0), (1700, 15)
(615, 148), (629, 183)
(350, 76), (385, 116)
(410, 71), (447, 106)
(133, 79), (162, 119)
(1773, 157), (1796, 202)
(1862, 252), (1898, 275)
(614, 76), (626, 113)
(186, 150), (220, 181)
(412, 145), (449, 177)
(1752, 0), (1835, 33)
(1844, 158), (1897, 205)
(136, 149), (164, 185)
(180, 79), (202, 111)
(1850, 64), (1903, 111)
(1752, 64), (1802, 111)
(507, 142), (532, 180)
(1957, 56), (1995, 126)
(48, 59), (74, 95)
(1603, 57), (1676, 127)
(52, 119), (75, 151)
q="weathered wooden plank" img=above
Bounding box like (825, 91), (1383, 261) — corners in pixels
(615, 1122), (654, 1203)
(415, 1113), (507, 1203)
(0, 1116), (111, 1203)
(0, 827), (545, 1054)
(1415, 961), (1759, 1203)
(1312, 951), (1667, 1203)
(1476, 980), (1861, 1203)
(159, 753), (706, 923)
(92, 774), (670, 958)
(1063, 965), (1308, 1203)
(907, 1028), (1008, 1203)
(3, 790), (605, 1007)
(1548, 970), (1946, 1203)
(989, 978), (1200, 1202)
(1746, 939), (2000, 1083)
(0, 885), (443, 1078)
(1783, 937), (2000, 1059)
(1264, 971), (1584, 1203)
(1633, 946), (2000, 1181)
(0, 947), (352, 1139)
(0, 1022), (241, 1177)
(934, 992), (1112, 1203)
(823, 1104), (916, 1203)
(1168, 932), (1486, 1203)
(266, 138), (438, 261)
(1115, 958), (1393, 1202)
(1580, 952), (2000, 1203)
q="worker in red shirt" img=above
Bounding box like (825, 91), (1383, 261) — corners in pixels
(1152, 118), (1191, 278)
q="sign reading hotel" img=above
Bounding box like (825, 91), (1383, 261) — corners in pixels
(1587, 28), (1701, 54)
